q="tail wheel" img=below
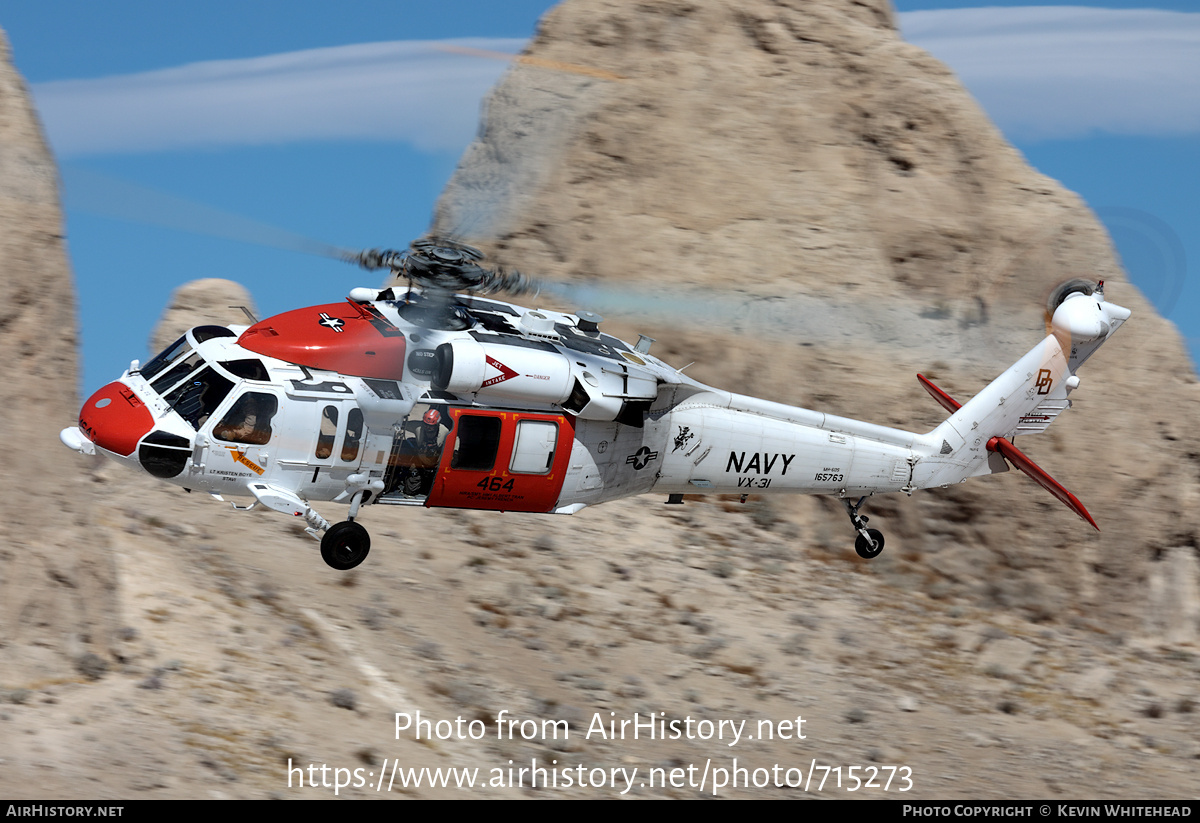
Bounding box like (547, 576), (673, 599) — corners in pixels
(854, 529), (884, 559)
(321, 521), (371, 570)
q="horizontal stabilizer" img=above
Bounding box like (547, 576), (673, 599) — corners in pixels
(916, 374), (1098, 530)
(985, 436), (1098, 530)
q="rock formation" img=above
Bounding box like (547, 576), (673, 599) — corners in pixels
(433, 0), (1200, 635)
(0, 28), (117, 685)
(4, 1), (1199, 800)
(148, 278), (257, 355)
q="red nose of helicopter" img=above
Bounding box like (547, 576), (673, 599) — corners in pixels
(73, 381), (155, 457)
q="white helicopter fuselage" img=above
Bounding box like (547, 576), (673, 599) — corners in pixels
(61, 283), (1129, 567)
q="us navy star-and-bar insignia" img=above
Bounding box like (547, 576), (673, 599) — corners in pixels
(626, 446), (659, 470)
(319, 312), (345, 332)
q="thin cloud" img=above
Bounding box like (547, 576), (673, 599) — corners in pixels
(33, 38), (524, 158)
(32, 9), (1200, 155)
(899, 6), (1200, 141)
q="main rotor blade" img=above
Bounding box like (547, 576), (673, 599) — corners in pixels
(61, 166), (356, 263)
(430, 63), (611, 243)
(530, 280), (1031, 365)
(58, 168), (1030, 367)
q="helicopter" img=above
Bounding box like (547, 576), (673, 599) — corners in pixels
(59, 237), (1130, 570)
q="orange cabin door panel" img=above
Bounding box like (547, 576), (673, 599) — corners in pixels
(426, 408), (574, 513)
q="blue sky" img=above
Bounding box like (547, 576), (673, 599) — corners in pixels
(2, 1), (1197, 394)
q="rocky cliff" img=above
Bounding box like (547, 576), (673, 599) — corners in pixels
(433, 0), (1200, 634)
(0, 28), (117, 685)
(3, 2), (1199, 800)
(148, 278), (257, 354)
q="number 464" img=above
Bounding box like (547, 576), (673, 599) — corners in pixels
(477, 477), (515, 492)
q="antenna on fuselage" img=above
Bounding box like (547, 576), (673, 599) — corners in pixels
(230, 305), (259, 324)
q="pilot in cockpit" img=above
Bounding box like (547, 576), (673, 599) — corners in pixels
(214, 393), (273, 445)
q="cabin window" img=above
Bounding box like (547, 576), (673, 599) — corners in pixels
(213, 392), (278, 445)
(341, 408), (364, 462)
(510, 420), (558, 474)
(316, 405), (338, 460)
(450, 415), (501, 471)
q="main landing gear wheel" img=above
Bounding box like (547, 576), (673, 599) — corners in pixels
(854, 528), (884, 559)
(321, 521), (371, 570)
(843, 495), (885, 560)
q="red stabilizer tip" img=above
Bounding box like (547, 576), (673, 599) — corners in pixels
(917, 374), (962, 413)
(987, 436), (1099, 531)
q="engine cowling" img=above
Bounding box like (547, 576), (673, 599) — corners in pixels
(432, 338), (574, 404)
(431, 337), (659, 422)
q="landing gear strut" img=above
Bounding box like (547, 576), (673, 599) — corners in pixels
(843, 496), (884, 559)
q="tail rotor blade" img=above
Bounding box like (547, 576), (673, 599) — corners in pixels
(917, 373), (962, 414)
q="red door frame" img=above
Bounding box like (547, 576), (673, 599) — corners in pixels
(426, 408), (575, 512)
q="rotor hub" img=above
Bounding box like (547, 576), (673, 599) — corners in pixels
(351, 237), (538, 299)
(428, 246), (466, 264)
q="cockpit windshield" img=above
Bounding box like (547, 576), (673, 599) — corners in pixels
(140, 328), (240, 430)
(151, 350), (205, 395)
(140, 335), (192, 382)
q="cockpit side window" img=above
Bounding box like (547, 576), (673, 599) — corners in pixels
(140, 336), (191, 382)
(213, 392), (278, 445)
(164, 368), (234, 430)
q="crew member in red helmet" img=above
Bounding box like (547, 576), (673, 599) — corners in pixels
(396, 404), (452, 496)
